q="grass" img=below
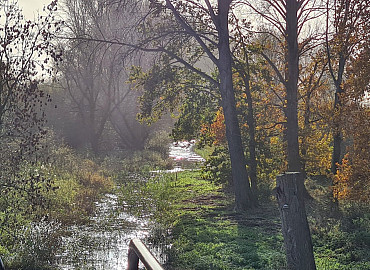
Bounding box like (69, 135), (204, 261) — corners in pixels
(120, 171), (286, 269)
(120, 170), (370, 270)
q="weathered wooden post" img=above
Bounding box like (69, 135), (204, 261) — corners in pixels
(0, 257), (5, 270)
(127, 238), (164, 270)
(127, 246), (140, 270)
(275, 172), (316, 270)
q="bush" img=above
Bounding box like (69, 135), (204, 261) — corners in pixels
(145, 130), (172, 159)
(8, 221), (62, 270)
(201, 146), (232, 186)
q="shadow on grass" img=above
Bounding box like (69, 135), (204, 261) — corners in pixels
(166, 201), (286, 270)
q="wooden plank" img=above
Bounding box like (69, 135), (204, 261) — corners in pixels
(127, 238), (164, 270)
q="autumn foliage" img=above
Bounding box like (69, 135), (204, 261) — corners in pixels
(333, 41), (370, 201)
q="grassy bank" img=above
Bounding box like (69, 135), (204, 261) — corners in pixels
(120, 171), (285, 269)
(120, 170), (370, 270)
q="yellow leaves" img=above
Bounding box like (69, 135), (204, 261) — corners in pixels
(332, 112), (370, 202)
(333, 155), (351, 200)
(270, 136), (278, 144)
(210, 108), (226, 145)
(301, 129), (332, 176)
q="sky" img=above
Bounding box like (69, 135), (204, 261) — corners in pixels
(17, 0), (53, 19)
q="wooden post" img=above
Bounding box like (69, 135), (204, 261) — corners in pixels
(0, 257), (4, 270)
(127, 247), (140, 270)
(276, 172), (316, 270)
(127, 239), (164, 270)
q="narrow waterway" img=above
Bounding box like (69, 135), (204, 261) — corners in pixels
(56, 141), (203, 269)
(56, 193), (150, 270)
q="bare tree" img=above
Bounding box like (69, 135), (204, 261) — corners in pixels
(57, 0), (154, 152)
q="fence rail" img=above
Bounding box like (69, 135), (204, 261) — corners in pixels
(127, 238), (164, 270)
(0, 239), (163, 270)
(0, 257), (4, 270)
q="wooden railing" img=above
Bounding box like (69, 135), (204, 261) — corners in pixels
(127, 238), (164, 270)
(0, 257), (4, 270)
(0, 239), (163, 270)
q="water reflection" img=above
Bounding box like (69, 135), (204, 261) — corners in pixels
(56, 193), (149, 270)
(56, 141), (201, 269)
(169, 141), (205, 163)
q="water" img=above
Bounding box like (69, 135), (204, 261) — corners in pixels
(56, 193), (150, 270)
(151, 141), (205, 173)
(169, 141), (205, 163)
(56, 141), (203, 269)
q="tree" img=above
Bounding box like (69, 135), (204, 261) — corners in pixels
(57, 0), (155, 152)
(245, 0), (325, 173)
(298, 53), (332, 177)
(0, 0), (61, 249)
(139, 0), (257, 210)
(231, 21), (259, 196)
(325, 0), (369, 175)
(332, 12), (370, 201)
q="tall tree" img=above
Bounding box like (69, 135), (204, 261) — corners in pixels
(331, 2), (370, 201)
(245, 0), (325, 173)
(325, 0), (369, 175)
(145, 0), (257, 209)
(0, 0), (61, 249)
(299, 54), (331, 177)
(58, 0), (154, 152)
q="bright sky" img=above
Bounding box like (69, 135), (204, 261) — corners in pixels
(17, 0), (53, 19)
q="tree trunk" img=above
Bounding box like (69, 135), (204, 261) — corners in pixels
(276, 172), (316, 270)
(285, 0), (301, 172)
(331, 125), (342, 174)
(330, 56), (345, 175)
(245, 84), (258, 196)
(218, 1), (255, 210)
(329, 54), (345, 207)
(239, 61), (258, 196)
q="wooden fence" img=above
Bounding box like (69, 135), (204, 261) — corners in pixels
(0, 257), (4, 270)
(0, 239), (163, 270)
(127, 238), (164, 270)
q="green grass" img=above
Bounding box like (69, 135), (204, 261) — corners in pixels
(120, 170), (370, 270)
(121, 171), (286, 269)
(194, 145), (215, 160)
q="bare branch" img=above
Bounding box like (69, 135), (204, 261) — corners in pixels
(165, 0), (219, 65)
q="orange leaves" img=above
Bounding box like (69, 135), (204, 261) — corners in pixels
(332, 155), (351, 200)
(210, 108), (226, 145)
(333, 106), (370, 202)
(333, 151), (370, 202)
(200, 107), (226, 146)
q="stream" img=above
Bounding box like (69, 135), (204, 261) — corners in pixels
(55, 141), (203, 269)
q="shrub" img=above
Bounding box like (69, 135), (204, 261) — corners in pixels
(8, 221), (62, 270)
